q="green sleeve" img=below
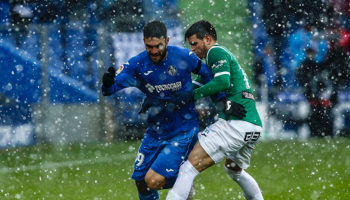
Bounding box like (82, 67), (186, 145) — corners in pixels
(193, 48), (231, 100)
(192, 75), (204, 89)
(194, 74), (230, 100)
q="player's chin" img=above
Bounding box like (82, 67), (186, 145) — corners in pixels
(151, 57), (161, 63)
(195, 51), (204, 59)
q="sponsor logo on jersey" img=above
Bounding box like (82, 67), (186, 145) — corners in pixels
(242, 91), (255, 101)
(145, 82), (182, 93)
(144, 70), (153, 76)
(212, 59), (227, 69)
(200, 128), (210, 137)
(166, 168), (174, 172)
(145, 83), (155, 93)
(116, 65), (124, 75)
(154, 81), (182, 93)
(167, 65), (177, 76)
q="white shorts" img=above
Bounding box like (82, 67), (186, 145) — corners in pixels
(198, 118), (262, 169)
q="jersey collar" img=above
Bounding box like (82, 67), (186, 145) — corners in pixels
(205, 43), (219, 64)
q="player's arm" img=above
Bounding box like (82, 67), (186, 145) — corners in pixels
(192, 76), (204, 90)
(192, 75), (226, 103)
(192, 59), (213, 84)
(101, 61), (138, 96)
(170, 57), (226, 105)
(193, 53), (231, 100)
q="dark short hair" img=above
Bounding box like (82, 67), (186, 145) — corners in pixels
(143, 20), (167, 39)
(185, 20), (217, 41)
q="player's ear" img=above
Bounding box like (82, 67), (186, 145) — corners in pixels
(165, 36), (170, 45)
(203, 34), (211, 45)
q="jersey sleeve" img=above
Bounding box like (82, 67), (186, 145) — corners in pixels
(192, 76), (204, 89)
(184, 48), (214, 87)
(101, 59), (138, 96)
(193, 48), (231, 100)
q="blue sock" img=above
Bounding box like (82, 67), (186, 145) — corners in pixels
(138, 190), (159, 200)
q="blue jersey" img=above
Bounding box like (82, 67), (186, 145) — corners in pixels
(102, 46), (213, 139)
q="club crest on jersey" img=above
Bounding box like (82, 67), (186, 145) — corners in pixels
(167, 65), (177, 76)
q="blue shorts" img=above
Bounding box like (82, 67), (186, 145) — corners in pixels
(131, 127), (198, 181)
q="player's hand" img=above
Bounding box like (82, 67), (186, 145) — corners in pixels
(224, 100), (247, 119)
(170, 91), (194, 105)
(139, 97), (153, 114)
(102, 67), (116, 87)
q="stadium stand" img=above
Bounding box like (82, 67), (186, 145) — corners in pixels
(249, 0), (350, 137)
(0, 0), (185, 146)
(0, 1), (10, 25)
(20, 25), (41, 60)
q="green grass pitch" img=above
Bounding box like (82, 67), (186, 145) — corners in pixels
(1, 138), (349, 199)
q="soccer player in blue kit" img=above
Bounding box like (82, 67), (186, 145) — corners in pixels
(101, 20), (214, 200)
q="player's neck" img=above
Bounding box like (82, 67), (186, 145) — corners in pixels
(208, 41), (217, 49)
(160, 50), (168, 63)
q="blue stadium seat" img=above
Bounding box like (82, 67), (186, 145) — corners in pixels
(20, 26), (41, 60)
(0, 29), (15, 45)
(0, 1), (10, 24)
(48, 24), (65, 72)
(49, 67), (98, 103)
(0, 40), (42, 104)
(84, 27), (99, 90)
(66, 22), (87, 83)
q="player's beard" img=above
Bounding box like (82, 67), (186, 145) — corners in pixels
(195, 45), (208, 59)
(148, 48), (167, 64)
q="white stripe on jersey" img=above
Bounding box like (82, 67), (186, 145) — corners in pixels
(214, 71), (230, 77)
(192, 80), (204, 87)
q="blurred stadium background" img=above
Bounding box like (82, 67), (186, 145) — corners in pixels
(0, 0), (350, 199)
(1, 0), (350, 146)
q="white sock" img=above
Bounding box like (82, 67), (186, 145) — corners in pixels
(166, 161), (199, 200)
(224, 166), (264, 200)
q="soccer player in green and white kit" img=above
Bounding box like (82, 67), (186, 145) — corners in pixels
(166, 20), (264, 200)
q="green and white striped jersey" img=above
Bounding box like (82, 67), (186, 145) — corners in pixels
(193, 44), (262, 127)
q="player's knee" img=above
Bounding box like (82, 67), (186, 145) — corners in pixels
(144, 174), (166, 190)
(224, 165), (242, 181)
(225, 159), (242, 171)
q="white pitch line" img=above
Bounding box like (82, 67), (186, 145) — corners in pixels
(0, 153), (136, 174)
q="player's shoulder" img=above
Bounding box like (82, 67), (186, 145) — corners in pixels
(208, 44), (231, 56)
(127, 51), (148, 65)
(207, 44), (234, 63)
(168, 45), (192, 57)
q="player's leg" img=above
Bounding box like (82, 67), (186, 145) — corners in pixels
(144, 168), (167, 190)
(166, 141), (215, 200)
(143, 127), (197, 200)
(223, 120), (263, 200)
(132, 134), (162, 200)
(167, 120), (230, 200)
(224, 158), (263, 200)
(135, 179), (159, 200)
(135, 164), (175, 199)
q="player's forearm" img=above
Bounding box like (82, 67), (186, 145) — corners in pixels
(196, 62), (214, 84)
(101, 84), (118, 96)
(193, 75), (230, 100)
(192, 77), (204, 89)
